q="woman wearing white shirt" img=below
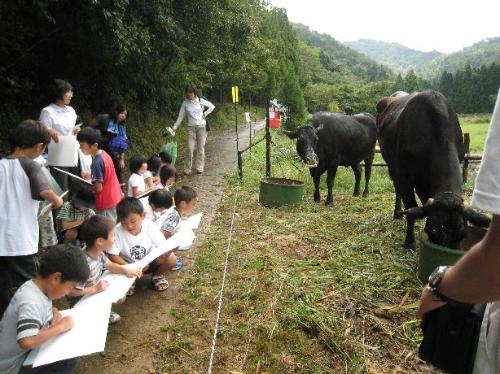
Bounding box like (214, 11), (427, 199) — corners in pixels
(39, 79), (80, 190)
(171, 84), (215, 175)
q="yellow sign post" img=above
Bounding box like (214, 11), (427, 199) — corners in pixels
(231, 86), (239, 103)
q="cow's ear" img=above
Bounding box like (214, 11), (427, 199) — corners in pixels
(314, 123), (324, 134)
(464, 207), (491, 228)
(403, 206), (427, 219)
(283, 130), (298, 139)
(376, 97), (391, 114)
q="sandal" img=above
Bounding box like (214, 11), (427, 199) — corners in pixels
(152, 275), (169, 292)
(127, 281), (136, 296)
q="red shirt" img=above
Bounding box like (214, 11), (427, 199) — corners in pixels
(91, 151), (123, 210)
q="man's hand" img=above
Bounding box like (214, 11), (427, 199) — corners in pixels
(119, 159), (125, 169)
(418, 286), (447, 318)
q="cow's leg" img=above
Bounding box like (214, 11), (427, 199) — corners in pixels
(310, 169), (321, 203)
(389, 166), (403, 219)
(351, 163), (361, 197)
(325, 165), (338, 206)
(400, 185), (418, 250)
(394, 189), (403, 219)
(362, 153), (374, 197)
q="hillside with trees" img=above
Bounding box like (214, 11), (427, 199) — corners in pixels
(0, 1), (498, 149)
(420, 37), (500, 78)
(345, 39), (443, 75)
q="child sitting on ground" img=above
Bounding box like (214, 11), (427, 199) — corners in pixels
(107, 197), (177, 293)
(66, 215), (143, 324)
(127, 155), (147, 197)
(0, 245), (89, 373)
(161, 186), (198, 239)
(159, 151), (172, 168)
(56, 187), (96, 243)
(144, 155), (161, 188)
(0, 120), (64, 316)
(156, 164), (176, 191)
(142, 189), (173, 225)
(77, 127), (123, 221)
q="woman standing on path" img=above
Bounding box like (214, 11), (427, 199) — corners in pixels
(39, 79), (80, 190)
(171, 85), (215, 175)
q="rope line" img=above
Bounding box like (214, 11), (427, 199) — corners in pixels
(207, 182), (240, 374)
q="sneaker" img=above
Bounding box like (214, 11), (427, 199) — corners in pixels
(109, 311), (121, 325)
(196, 170), (203, 174)
(171, 256), (183, 271)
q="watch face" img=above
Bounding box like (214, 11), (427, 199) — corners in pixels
(428, 265), (446, 285)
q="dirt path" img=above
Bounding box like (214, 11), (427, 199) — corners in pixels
(76, 121), (265, 374)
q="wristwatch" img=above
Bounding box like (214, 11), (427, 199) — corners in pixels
(428, 265), (451, 301)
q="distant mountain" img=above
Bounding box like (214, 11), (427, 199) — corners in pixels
(345, 39), (443, 75)
(292, 23), (394, 83)
(346, 37), (500, 79)
(419, 37), (500, 78)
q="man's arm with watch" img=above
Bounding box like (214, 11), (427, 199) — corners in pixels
(418, 214), (500, 318)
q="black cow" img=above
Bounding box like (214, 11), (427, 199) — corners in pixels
(376, 90), (489, 249)
(284, 111), (377, 206)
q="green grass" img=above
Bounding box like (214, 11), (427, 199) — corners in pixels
(157, 129), (475, 373)
(459, 113), (491, 153)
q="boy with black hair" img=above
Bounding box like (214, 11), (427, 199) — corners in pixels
(67, 215), (142, 324)
(108, 197), (177, 293)
(56, 187), (96, 243)
(142, 189), (173, 226)
(0, 120), (64, 316)
(159, 151), (172, 166)
(157, 164), (176, 191)
(0, 244), (89, 374)
(161, 186), (198, 239)
(77, 127), (123, 221)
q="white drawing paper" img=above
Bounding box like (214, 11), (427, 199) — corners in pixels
(52, 167), (93, 185)
(181, 212), (203, 230)
(48, 135), (79, 167)
(30, 303), (111, 367)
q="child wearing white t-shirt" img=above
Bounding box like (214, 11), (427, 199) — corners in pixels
(127, 155), (147, 197)
(155, 164), (176, 192)
(141, 189), (174, 227)
(161, 186), (198, 239)
(108, 197), (177, 293)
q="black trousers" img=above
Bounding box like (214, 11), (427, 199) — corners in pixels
(0, 254), (38, 317)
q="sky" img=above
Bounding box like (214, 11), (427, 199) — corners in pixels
(270, 0), (500, 54)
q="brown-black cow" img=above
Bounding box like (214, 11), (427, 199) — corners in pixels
(285, 111), (377, 206)
(376, 90), (489, 249)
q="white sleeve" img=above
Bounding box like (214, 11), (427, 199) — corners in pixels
(39, 108), (53, 129)
(107, 226), (122, 256)
(472, 90), (500, 215)
(201, 98), (215, 116)
(172, 101), (186, 130)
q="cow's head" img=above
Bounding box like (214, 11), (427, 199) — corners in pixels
(404, 192), (490, 248)
(284, 124), (322, 168)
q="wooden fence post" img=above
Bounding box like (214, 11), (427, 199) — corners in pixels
(463, 133), (470, 183)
